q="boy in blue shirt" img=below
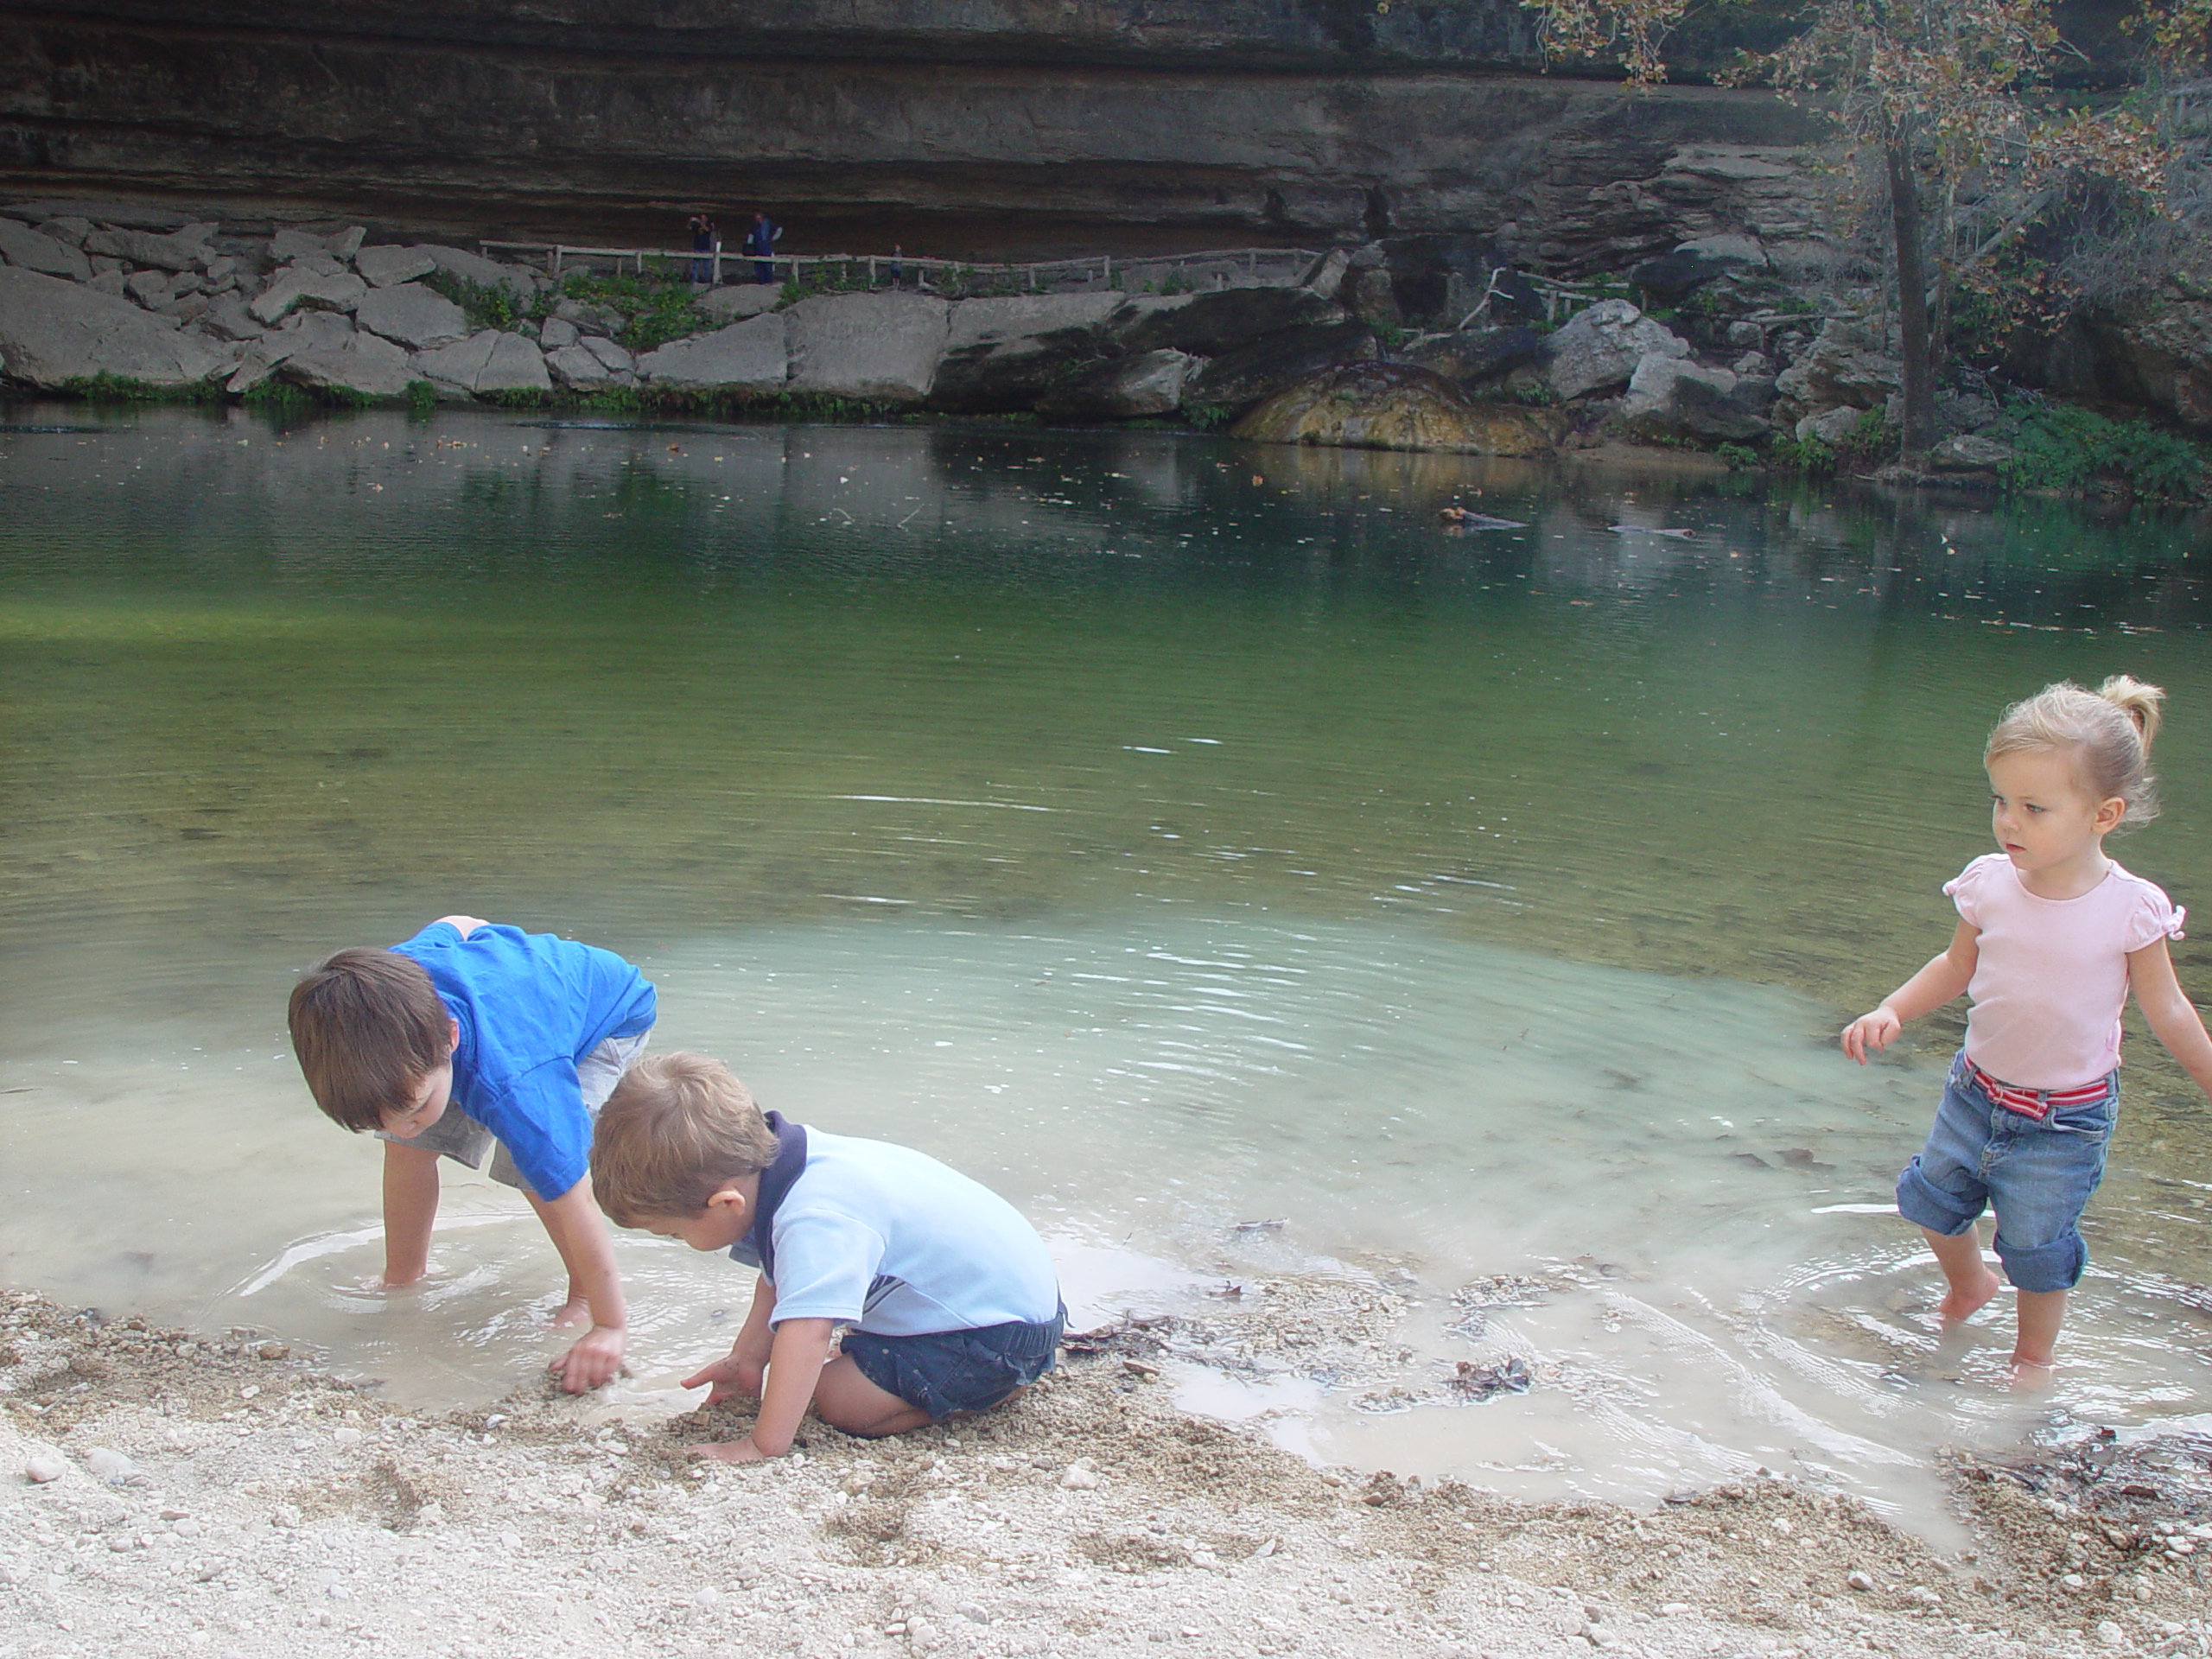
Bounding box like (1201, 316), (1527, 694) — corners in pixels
(589, 1052), (1063, 1459)
(287, 915), (657, 1393)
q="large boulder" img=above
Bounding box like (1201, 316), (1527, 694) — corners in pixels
(2083, 261), (2212, 428)
(416, 245), (541, 298)
(699, 284), (782, 322)
(785, 290), (949, 404)
(353, 245), (437, 289)
(251, 264), (367, 326)
(1400, 324), (1547, 386)
(277, 334), (416, 402)
(636, 312), (788, 392)
(928, 291), (1126, 411)
(1232, 361), (1567, 455)
(1115, 287), (1343, 355)
(1614, 357), (1770, 442)
(0, 218), (92, 282)
(1630, 234), (1769, 302)
(410, 330), (501, 395)
(1774, 319), (1901, 410)
(81, 223), (216, 271)
(545, 342), (614, 387)
(1543, 299), (1691, 402)
(1182, 319), (1378, 413)
(474, 332), (551, 394)
(1036, 348), (1195, 420)
(353, 282), (470, 349)
(0, 265), (226, 387)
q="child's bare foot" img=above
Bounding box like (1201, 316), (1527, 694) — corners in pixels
(2006, 1355), (2056, 1392)
(550, 1292), (593, 1329)
(1936, 1268), (2004, 1327)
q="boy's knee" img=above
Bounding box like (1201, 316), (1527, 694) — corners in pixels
(1993, 1228), (2087, 1294)
(1896, 1158), (1982, 1236)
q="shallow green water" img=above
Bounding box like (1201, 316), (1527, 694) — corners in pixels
(3, 405), (2209, 1514)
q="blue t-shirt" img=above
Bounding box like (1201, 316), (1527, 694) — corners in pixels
(731, 1128), (1058, 1337)
(391, 922), (656, 1200)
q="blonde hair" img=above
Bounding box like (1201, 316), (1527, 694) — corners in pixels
(1985, 676), (2165, 826)
(589, 1052), (780, 1227)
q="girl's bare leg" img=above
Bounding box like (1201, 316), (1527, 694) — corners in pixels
(1920, 1225), (2004, 1325)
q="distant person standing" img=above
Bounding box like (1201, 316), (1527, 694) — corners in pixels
(890, 242), (904, 288)
(746, 211), (781, 284)
(686, 213), (718, 284)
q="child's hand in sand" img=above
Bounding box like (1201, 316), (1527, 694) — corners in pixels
(549, 1323), (626, 1393)
(680, 1348), (767, 1408)
(691, 1436), (770, 1464)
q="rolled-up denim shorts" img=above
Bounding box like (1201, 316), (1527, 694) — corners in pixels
(374, 1028), (651, 1198)
(1894, 1052), (2117, 1293)
(841, 1302), (1065, 1421)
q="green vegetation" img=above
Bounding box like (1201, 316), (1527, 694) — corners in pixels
(1715, 442), (1761, 469)
(64, 372), (219, 404)
(552, 271), (705, 352)
(404, 380), (439, 416)
(1183, 402), (1234, 430)
(1993, 400), (2208, 499)
(1370, 321), (1414, 353)
(419, 270), (554, 333)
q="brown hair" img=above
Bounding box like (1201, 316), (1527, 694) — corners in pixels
(287, 948), (454, 1132)
(1986, 675), (2165, 827)
(590, 1052), (781, 1227)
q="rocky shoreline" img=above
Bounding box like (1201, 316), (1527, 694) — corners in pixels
(0, 200), (2206, 496)
(4, 1287), (2209, 1659)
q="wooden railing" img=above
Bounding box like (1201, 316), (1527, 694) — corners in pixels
(478, 240), (1325, 294)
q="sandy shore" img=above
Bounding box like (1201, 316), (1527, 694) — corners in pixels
(2, 1287), (2207, 1659)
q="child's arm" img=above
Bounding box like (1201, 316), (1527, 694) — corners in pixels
(1841, 919), (1980, 1063)
(378, 1142), (442, 1287)
(536, 1183), (627, 1392)
(693, 1317), (835, 1463)
(2128, 939), (2212, 1098)
(681, 1275), (779, 1407)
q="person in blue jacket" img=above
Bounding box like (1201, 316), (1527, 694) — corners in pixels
(287, 916), (656, 1392)
(745, 211), (780, 284)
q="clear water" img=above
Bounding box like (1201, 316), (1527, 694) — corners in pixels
(4, 405), (2211, 1529)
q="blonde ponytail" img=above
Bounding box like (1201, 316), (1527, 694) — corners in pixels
(1986, 677), (2165, 827)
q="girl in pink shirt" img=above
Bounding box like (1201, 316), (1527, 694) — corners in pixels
(1841, 677), (2212, 1385)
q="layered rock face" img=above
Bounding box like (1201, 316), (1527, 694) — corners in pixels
(0, 4), (1818, 267)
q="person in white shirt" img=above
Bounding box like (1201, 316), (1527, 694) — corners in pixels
(591, 1052), (1064, 1460)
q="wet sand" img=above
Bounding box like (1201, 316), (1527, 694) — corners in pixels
(4, 1288), (2206, 1659)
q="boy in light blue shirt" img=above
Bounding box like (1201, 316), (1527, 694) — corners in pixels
(288, 916), (656, 1392)
(589, 1052), (1064, 1459)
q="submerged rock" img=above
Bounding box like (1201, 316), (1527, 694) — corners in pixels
(0, 265), (226, 388)
(785, 289), (949, 404)
(1233, 361), (1566, 455)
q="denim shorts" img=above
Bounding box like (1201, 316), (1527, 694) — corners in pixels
(1894, 1052), (2117, 1293)
(374, 1029), (651, 1197)
(842, 1303), (1065, 1421)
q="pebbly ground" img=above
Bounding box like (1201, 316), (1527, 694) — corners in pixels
(2, 1288), (2208, 1659)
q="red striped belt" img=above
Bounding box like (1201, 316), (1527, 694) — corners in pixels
(1965, 1058), (2109, 1122)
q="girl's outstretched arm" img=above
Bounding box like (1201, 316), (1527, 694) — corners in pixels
(2128, 939), (2212, 1099)
(1841, 918), (1980, 1064)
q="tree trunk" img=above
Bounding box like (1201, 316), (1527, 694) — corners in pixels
(1885, 124), (1936, 458)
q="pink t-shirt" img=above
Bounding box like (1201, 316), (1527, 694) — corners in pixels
(1947, 852), (2185, 1090)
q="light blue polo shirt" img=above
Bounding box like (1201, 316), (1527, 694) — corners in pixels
(731, 1128), (1059, 1337)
